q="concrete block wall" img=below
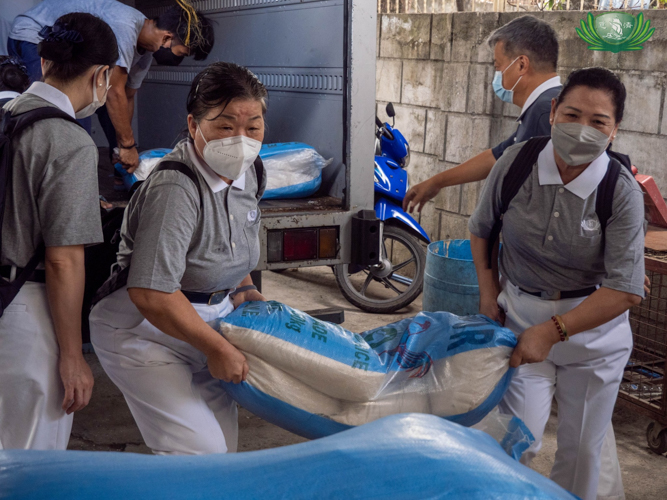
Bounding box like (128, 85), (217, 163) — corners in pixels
(376, 11), (667, 242)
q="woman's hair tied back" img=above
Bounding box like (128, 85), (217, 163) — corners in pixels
(38, 13), (119, 81)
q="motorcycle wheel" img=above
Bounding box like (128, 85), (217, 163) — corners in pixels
(334, 225), (426, 314)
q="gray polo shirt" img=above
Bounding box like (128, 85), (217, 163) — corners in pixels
(1, 88), (103, 268)
(469, 140), (645, 297)
(119, 140), (267, 294)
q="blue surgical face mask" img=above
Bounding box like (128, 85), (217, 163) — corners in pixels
(492, 56), (522, 104)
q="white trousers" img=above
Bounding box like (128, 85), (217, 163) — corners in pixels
(0, 282), (73, 450)
(89, 287), (238, 455)
(497, 280), (632, 500)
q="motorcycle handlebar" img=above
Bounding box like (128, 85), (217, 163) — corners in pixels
(375, 116), (395, 141)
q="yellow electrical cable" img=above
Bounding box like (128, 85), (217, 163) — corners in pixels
(175, 0), (204, 49)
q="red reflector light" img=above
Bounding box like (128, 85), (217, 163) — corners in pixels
(283, 229), (318, 261)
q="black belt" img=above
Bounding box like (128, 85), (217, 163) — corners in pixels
(182, 289), (229, 305)
(518, 286), (598, 300)
(0, 265), (46, 283)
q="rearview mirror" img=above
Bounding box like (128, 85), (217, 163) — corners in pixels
(386, 102), (395, 118)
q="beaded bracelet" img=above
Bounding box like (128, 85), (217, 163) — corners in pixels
(551, 315), (569, 342)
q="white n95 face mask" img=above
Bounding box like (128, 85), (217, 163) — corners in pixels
(76, 66), (111, 119)
(551, 122), (612, 166)
(196, 128), (262, 180)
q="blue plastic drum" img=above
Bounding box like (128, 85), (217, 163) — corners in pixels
(423, 240), (479, 316)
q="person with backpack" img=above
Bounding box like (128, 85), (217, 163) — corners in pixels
(0, 56), (30, 106)
(468, 68), (644, 500)
(404, 16), (629, 500)
(89, 62), (267, 456)
(0, 13), (118, 450)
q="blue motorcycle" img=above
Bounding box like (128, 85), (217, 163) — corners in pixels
(334, 103), (430, 313)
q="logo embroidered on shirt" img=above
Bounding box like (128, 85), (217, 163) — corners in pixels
(247, 210), (258, 222)
(581, 217), (601, 233)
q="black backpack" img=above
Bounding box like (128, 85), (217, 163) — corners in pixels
(486, 136), (633, 266)
(0, 107), (83, 316)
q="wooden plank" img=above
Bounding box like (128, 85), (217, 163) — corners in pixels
(645, 226), (667, 252)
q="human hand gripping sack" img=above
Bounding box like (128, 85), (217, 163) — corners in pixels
(206, 341), (249, 384)
(232, 289), (266, 309)
(119, 146), (140, 173)
(59, 352), (94, 414)
(509, 321), (561, 368)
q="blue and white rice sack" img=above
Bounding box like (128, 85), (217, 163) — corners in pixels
(260, 142), (332, 199)
(212, 301), (518, 440)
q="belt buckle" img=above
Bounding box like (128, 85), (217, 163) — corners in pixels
(208, 290), (228, 306)
(540, 290), (561, 300)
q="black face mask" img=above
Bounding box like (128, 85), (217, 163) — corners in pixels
(152, 47), (185, 66)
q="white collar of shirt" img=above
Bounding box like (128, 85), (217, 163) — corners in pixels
(0, 90), (20, 101)
(517, 76), (561, 121)
(187, 142), (246, 193)
(23, 82), (76, 118)
(537, 139), (609, 200)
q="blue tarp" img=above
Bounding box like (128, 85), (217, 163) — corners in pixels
(0, 413), (577, 500)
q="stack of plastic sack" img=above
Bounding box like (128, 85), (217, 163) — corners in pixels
(0, 414), (574, 500)
(260, 142), (332, 199)
(212, 301), (519, 440)
(114, 148), (171, 191)
(114, 143), (331, 200)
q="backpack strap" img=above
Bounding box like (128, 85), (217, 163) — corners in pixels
(606, 149), (633, 175)
(254, 156), (264, 199)
(150, 160), (203, 208)
(595, 158), (622, 232)
(486, 136), (551, 267)
(2, 106), (81, 137)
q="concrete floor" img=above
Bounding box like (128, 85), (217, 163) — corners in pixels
(70, 266), (667, 499)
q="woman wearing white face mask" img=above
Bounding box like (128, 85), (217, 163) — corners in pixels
(0, 13), (118, 450)
(468, 67), (644, 500)
(89, 62), (267, 455)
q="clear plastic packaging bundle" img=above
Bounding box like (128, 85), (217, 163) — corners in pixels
(260, 142), (332, 199)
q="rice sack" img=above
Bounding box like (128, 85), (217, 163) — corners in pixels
(212, 301), (517, 439)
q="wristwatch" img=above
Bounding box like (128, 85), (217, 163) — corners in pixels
(119, 142), (138, 150)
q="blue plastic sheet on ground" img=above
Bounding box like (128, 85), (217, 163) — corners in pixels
(213, 302), (520, 441)
(0, 414), (578, 500)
